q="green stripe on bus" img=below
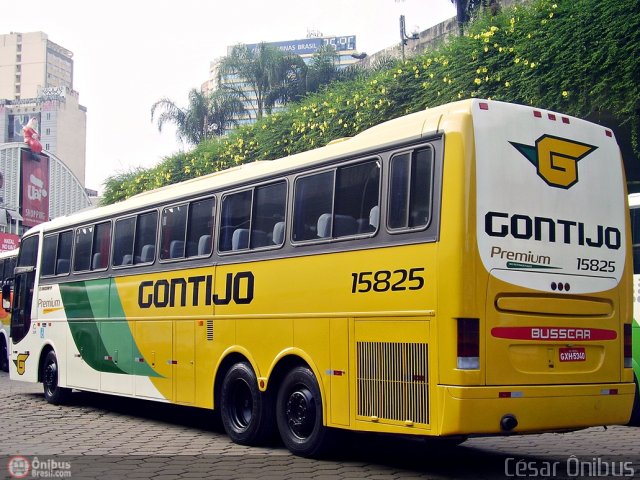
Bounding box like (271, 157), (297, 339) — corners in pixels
(61, 279), (160, 378)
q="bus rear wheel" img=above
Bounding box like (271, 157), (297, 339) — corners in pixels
(42, 351), (71, 405)
(276, 366), (331, 457)
(220, 362), (274, 445)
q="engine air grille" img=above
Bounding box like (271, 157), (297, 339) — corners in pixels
(357, 341), (429, 425)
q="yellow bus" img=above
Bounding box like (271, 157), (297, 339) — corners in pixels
(0, 248), (18, 372)
(6, 99), (635, 456)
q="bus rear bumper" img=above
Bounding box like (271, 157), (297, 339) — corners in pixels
(438, 383), (635, 436)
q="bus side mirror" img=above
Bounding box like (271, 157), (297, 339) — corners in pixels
(2, 281), (12, 312)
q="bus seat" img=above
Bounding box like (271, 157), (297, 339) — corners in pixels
(317, 213), (358, 238)
(272, 222), (285, 245)
(140, 244), (155, 263)
(91, 253), (102, 270)
(250, 230), (268, 248)
(57, 258), (70, 274)
(197, 235), (212, 255)
(121, 254), (133, 265)
(334, 214), (357, 237)
(369, 205), (380, 230)
(232, 229), (249, 250)
(317, 213), (332, 238)
(169, 240), (184, 259)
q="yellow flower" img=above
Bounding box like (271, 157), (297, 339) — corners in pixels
(562, 91), (569, 97)
(474, 78), (482, 85)
(505, 81), (511, 87)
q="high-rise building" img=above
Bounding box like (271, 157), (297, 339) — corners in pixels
(0, 32), (91, 242)
(203, 35), (360, 130)
(0, 31), (87, 186)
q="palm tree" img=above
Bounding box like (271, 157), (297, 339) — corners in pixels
(217, 43), (307, 121)
(151, 88), (246, 145)
(305, 45), (341, 93)
(450, 0), (500, 34)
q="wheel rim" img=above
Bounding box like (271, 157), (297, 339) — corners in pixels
(285, 386), (315, 439)
(43, 359), (58, 396)
(229, 379), (253, 430)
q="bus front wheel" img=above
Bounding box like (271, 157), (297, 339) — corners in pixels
(276, 366), (332, 457)
(42, 351), (71, 405)
(220, 362), (274, 445)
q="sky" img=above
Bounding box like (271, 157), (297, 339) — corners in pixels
(4, 0), (456, 193)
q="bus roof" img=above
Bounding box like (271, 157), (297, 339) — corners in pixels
(26, 98), (598, 235)
(27, 100), (474, 234)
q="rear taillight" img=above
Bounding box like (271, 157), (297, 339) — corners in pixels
(457, 318), (480, 369)
(624, 323), (632, 368)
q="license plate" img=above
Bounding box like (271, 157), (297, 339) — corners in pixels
(559, 347), (586, 362)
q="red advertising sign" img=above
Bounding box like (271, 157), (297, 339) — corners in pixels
(21, 149), (50, 227)
(0, 233), (19, 251)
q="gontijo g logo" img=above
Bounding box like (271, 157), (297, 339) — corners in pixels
(510, 135), (597, 189)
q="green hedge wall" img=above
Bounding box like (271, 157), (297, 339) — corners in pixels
(102, 0), (639, 205)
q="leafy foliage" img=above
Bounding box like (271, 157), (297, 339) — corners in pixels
(103, 0), (639, 205)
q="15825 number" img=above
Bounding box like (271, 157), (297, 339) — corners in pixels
(351, 268), (425, 293)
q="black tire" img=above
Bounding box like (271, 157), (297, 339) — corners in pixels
(276, 366), (332, 457)
(220, 362), (275, 445)
(628, 374), (640, 427)
(42, 350), (71, 405)
(0, 336), (8, 372)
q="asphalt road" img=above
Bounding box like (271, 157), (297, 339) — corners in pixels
(1, 371), (638, 479)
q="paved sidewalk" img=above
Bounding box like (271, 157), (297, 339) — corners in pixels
(1, 372), (638, 479)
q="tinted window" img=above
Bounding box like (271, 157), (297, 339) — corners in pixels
(17, 235), (38, 268)
(73, 225), (94, 272)
(91, 222), (111, 270)
(133, 212), (157, 264)
(160, 197), (215, 259)
(220, 190), (252, 252)
(185, 197), (215, 256)
(113, 216), (135, 266)
(160, 204), (188, 260)
(42, 235), (58, 276)
(293, 160), (380, 241)
(293, 171), (333, 241)
(389, 148), (433, 230)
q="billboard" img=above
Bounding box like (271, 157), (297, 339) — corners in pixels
(20, 149), (50, 227)
(0, 233), (20, 252)
(246, 36), (356, 56)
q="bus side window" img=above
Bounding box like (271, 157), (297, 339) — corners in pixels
(73, 225), (94, 272)
(91, 222), (111, 270)
(388, 148), (434, 230)
(41, 234), (58, 276)
(220, 190), (251, 252)
(160, 204), (187, 260)
(56, 231), (72, 275)
(186, 197), (215, 257)
(293, 171), (334, 241)
(133, 211), (158, 264)
(42, 231), (72, 277)
(113, 217), (135, 266)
